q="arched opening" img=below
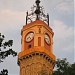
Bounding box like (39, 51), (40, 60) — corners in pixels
(28, 45), (31, 49)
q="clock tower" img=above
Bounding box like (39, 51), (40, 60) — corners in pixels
(18, 0), (56, 75)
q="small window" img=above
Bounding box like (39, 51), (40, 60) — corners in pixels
(38, 37), (41, 46)
(28, 45), (31, 49)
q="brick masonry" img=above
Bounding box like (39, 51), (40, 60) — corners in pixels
(19, 53), (54, 75)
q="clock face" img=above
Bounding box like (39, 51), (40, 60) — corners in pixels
(44, 33), (50, 45)
(26, 32), (34, 42)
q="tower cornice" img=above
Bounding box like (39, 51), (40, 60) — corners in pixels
(21, 20), (54, 36)
(18, 46), (56, 61)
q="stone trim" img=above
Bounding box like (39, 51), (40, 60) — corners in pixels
(18, 52), (55, 66)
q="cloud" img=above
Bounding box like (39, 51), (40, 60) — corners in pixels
(48, 0), (74, 28)
(0, 0), (35, 12)
(51, 20), (74, 62)
(0, 56), (19, 75)
(53, 0), (74, 15)
(52, 20), (74, 40)
(0, 9), (25, 24)
(0, 9), (26, 33)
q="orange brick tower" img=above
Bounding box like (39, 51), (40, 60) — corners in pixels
(18, 0), (56, 75)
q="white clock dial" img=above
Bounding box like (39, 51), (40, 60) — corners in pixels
(44, 34), (50, 45)
(26, 32), (34, 42)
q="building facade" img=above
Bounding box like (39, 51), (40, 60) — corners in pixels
(18, 0), (56, 75)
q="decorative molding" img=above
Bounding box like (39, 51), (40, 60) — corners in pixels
(18, 52), (55, 66)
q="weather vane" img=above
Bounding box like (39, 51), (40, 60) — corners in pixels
(26, 0), (49, 25)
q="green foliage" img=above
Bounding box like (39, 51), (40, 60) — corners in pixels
(0, 33), (17, 63)
(69, 63), (75, 75)
(0, 33), (17, 75)
(53, 58), (75, 75)
(0, 69), (8, 75)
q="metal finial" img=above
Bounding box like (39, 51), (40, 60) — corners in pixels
(26, 0), (49, 26)
(35, 0), (41, 20)
(35, 0), (40, 5)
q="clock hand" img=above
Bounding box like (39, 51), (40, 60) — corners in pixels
(45, 37), (48, 39)
(27, 37), (31, 40)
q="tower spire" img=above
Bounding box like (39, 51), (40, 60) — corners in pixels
(26, 0), (49, 25)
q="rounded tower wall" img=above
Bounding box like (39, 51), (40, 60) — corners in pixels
(19, 52), (55, 75)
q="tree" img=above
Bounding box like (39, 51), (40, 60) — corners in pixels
(0, 33), (17, 75)
(0, 69), (8, 75)
(69, 63), (75, 75)
(53, 58), (75, 75)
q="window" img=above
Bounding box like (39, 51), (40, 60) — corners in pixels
(28, 45), (31, 48)
(38, 37), (41, 46)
